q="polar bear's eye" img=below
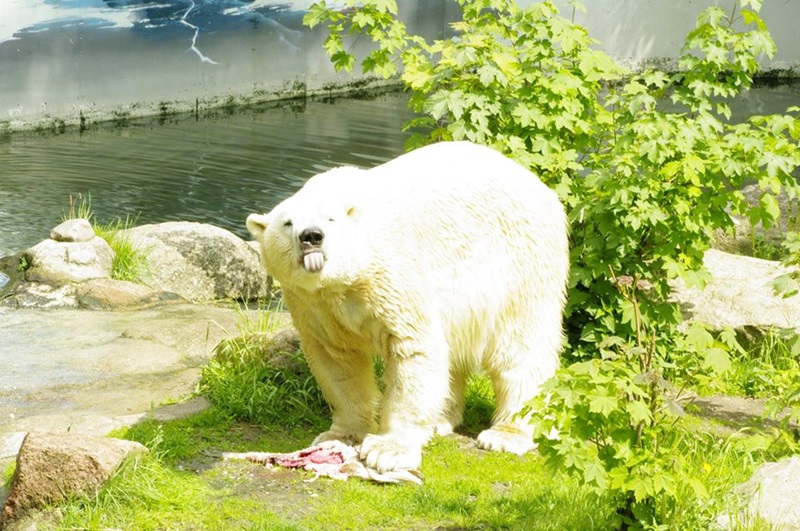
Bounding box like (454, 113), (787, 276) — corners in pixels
(283, 220), (293, 228)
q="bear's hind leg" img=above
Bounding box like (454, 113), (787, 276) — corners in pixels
(477, 339), (559, 455)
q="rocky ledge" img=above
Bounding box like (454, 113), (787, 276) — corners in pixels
(0, 219), (269, 309)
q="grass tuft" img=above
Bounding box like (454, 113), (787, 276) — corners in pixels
(725, 328), (800, 398)
(94, 215), (150, 283)
(61, 193), (93, 222)
(200, 301), (329, 430)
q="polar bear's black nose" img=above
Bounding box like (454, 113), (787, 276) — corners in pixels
(299, 226), (325, 246)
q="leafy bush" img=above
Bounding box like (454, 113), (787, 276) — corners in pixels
(304, 0), (800, 356)
(305, 0), (800, 526)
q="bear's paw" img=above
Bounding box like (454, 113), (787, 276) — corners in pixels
(477, 425), (536, 455)
(360, 433), (423, 473)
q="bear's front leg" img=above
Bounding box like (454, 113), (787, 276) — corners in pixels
(360, 335), (450, 472)
(302, 337), (379, 446)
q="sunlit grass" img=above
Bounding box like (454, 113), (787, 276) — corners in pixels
(94, 215), (150, 283)
(724, 328), (800, 398)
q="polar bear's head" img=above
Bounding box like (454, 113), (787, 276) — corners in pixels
(247, 167), (368, 291)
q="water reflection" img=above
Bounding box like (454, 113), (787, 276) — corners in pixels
(0, 92), (415, 256)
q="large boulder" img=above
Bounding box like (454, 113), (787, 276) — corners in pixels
(122, 222), (269, 302)
(717, 456), (800, 530)
(672, 249), (800, 334)
(713, 184), (797, 257)
(0, 431), (147, 528)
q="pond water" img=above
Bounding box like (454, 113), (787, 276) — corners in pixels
(1, 83), (799, 258)
(0, 91), (415, 257)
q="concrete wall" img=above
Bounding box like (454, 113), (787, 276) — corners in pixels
(559, 0), (800, 72)
(0, 0), (797, 131)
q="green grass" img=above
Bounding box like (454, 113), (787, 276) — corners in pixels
(93, 215), (150, 283)
(61, 193), (94, 222)
(27, 307), (800, 530)
(38, 401), (781, 531)
(724, 328), (800, 398)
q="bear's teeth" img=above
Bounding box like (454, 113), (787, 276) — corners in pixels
(303, 252), (325, 272)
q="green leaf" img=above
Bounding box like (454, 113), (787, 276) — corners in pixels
(760, 193), (781, 222)
(685, 324), (714, 350)
(626, 400), (652, 425)
(331, 51), (356, 72)
(770, 274), (799, 299)
(702, 347), (731, 374)
(582, 459), (609, 489)
(303, 2), (331, 28)
(589, 394), (618, 417)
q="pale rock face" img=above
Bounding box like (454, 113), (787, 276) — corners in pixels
(50, 218), (96, 243)
(248, 141), (570, 473)
(121, 221), (270, 302)
(24, 236), (114, 283)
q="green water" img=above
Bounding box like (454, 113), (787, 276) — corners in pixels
(0, 92), (414, 257)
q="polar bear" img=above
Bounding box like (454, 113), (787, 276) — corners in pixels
(246, 141), (569, 473)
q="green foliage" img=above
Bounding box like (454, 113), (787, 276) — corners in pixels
(528, 272), (733, 528)
(725, 328), (800, 398)
(772, 230), (800, 297)
(305, 0), (800, 526)
(17, 255), (30, 272)
(304, 0), (800, 357)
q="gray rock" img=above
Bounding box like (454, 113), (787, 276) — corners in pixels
(122, 221), (269, 302)
(672, 249), (800, 334)
(717, 456), (800, 530)
(23, 237), (114, 284)
(49, 218), (95, 243)
(1, 282), (79, 309)
(75, 277), (185, 310)
(0, 431), (147, 527)
(714, 184), (798, 257)
(0, 304), (269, 446)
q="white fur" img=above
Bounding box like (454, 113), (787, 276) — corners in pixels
(247, 141), (569, 472)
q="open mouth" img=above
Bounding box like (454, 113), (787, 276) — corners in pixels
(301, 247), (325, 273)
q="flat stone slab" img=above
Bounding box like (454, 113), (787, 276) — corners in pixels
(0, 304), (273, 458)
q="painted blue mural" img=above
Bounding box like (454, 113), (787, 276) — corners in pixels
(1, 1), (306, 60)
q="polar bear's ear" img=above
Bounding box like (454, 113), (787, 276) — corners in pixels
(246, 213), (269, 238)
(346, 205), (360, 220)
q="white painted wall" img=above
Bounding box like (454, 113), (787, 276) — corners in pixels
(557, 0), (800, 71)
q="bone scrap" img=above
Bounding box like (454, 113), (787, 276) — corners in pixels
(222, 440), (423, 485)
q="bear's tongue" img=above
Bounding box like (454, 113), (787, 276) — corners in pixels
(303, 251), (325, 273)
